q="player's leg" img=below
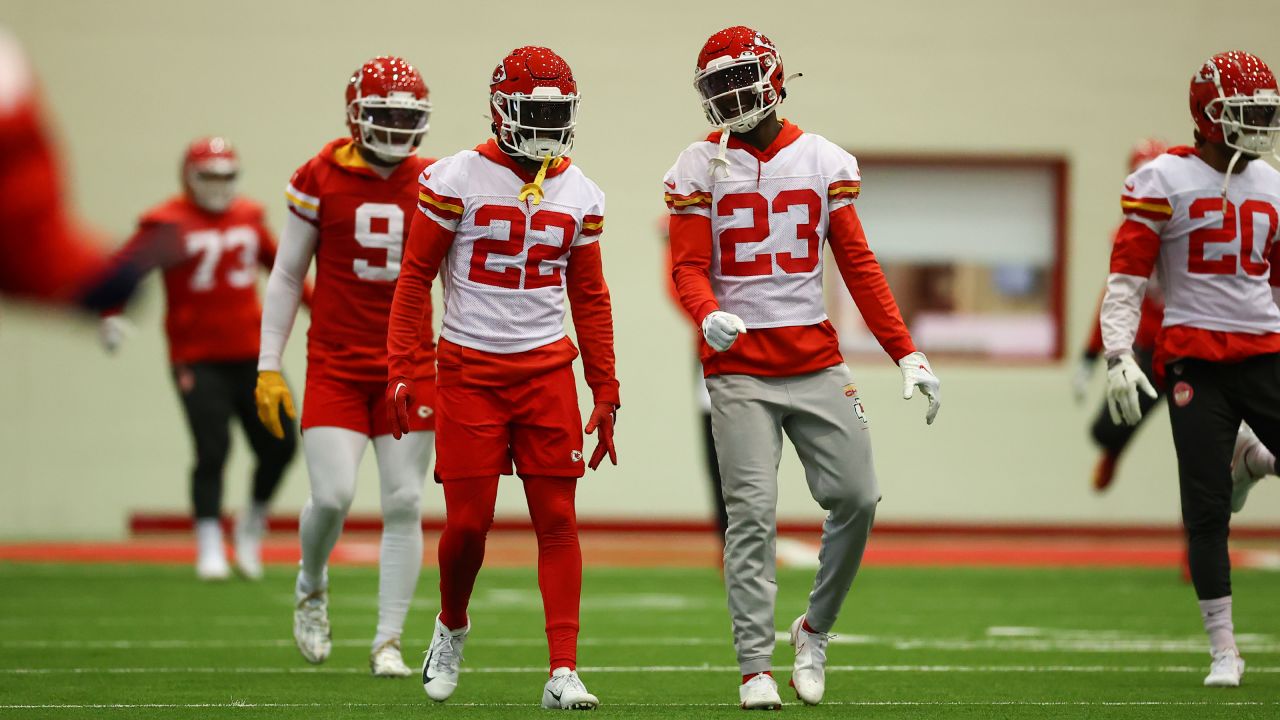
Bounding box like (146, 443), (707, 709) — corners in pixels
(1165, 359), (1245, 686)
(781, 365), (880, 705)
(706, 373), (786, 709)
(230, 360), (297, 579)
(172, 362), (235, 580)
(424, 382), (508, 702)
(368, 429), (431, 676)
(702, 411), (729, 542)
(1231, 354), (1280, 512)
(293, 425), (367, 664)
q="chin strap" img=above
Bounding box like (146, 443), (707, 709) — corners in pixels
(1220, 147), (1244, 213)
(518, 154), (555, 205)
(708, 128), (731, 181)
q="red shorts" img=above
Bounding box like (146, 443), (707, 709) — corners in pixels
(302, 374), (435, 437)
(435, 364), (584, 481)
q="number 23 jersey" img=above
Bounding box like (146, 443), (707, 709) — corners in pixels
(285, 138), (436, 381)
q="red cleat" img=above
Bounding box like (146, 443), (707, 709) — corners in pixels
(1092, 451), (1120, 492)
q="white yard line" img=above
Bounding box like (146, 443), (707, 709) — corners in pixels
(4, 664), (1280, 674)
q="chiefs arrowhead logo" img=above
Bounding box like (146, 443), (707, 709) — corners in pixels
(417, 406), (433, 419)
(571, 450), (583, 462)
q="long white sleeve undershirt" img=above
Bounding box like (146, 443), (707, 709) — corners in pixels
(258, 212), (317, 372)
(1100, 272), (1148, 360)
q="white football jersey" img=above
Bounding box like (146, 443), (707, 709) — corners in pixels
(663, 127), (861, 329)
(1122, 151), (1280, 334)
(417, 147), (605, 353)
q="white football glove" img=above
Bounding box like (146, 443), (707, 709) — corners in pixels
(1106, 352), (1157, 426)
(98, 315), (134, 354)
(702, 311), (747, 352)
(898, 351), (940, 425)
(1071, 356), (1096, 404)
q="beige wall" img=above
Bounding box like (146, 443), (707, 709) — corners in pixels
(3, 0), (1280, 538)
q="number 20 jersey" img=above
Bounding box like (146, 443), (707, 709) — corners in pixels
(285, 138), (436, 381)
(1119, 147), (1280, 336)
(416, 142), (605, 354)
(663, 129), (861, 329)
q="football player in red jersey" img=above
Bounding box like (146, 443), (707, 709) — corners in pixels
(1072, 139), (1168, 492)
(255, 56), (437, 678)
(0, 28), (174, 311)
(666, 27), (940, 708)
(101, 138), (303, 581)
(1102, 51), (1280, 687)
(386, 46), (617, 709)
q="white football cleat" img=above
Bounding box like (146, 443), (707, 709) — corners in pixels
(194, 518), (230, 581)
(232, 511), (264, 581)
(788, 615), (829, 705)
(422, 614), (468, 702)
(1231, 426), (1268, 513)
(370, 638), (413, 678)
(739, 672), (782, 711)
(542, 667), (599, 710)
(1204, 647), (1245, 687)
(293, 587), (331, 664)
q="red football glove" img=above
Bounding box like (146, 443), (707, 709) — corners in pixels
(584, 402), (618, 470)
(386, 377), (415, 440)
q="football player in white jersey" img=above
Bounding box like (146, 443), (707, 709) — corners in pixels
(386, 46), (617, 710)
(665, 26), (940, 709)
(1101, 50), (1280, 688)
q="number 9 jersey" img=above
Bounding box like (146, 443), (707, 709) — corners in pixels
(285, 138), (436, 381)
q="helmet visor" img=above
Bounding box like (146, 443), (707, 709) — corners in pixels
(695, 57), (772, 130)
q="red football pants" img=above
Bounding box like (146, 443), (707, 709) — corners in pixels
(438, 474), (581, 672)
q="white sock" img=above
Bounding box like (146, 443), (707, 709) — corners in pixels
(1199, 596), (1235, 654)
(1246, 442), (1276, 477)
(370, 432), (430, 651)
(298, 428), (366, 594)
(195, 518), (226, 562)
(296, 565), (328, 597)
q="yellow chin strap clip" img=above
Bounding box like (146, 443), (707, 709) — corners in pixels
(518, 154), (555, 205)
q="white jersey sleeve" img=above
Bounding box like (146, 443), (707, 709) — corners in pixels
(416, 156), (465, 232)
(574, 177), (605, 247)
(819, 141), (862, 212)
(663, 142), (714, 217)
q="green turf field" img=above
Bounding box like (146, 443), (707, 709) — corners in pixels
(1, 562), (1278, 718)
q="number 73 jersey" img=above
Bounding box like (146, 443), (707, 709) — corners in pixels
(1116, 146), (1280, 336)
(416, 141), (605, 353)
(285, 138), (435, 381)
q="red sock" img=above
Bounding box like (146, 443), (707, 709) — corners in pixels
(801, 617), (818, 634)
(524, 475), (581, 671)
(437, 476), (500, 630)
(742, 671), (773, 684)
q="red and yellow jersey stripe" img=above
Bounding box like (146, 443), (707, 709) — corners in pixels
(827, 180), (861, 200)
(581, 214), (604, 237)
(418, 184), (464, 222)
(1120, 195), (1173, 222)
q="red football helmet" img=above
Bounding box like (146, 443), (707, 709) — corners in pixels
(182, 137), (238, 214)
(1128, 138), (1168, 172)
(1189, 51), (1279, 156)
(490, 46), (579, 160)
(346, 56), (430, 163)
(694, 26), (786, 132)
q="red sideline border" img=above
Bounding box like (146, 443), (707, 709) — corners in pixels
(129, 513), (1280, 540)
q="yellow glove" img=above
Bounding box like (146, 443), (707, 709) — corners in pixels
(255, 370), (296, 439)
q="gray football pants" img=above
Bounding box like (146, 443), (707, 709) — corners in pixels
(707, 364), (880, 675)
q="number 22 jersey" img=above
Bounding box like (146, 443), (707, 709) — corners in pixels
(285, 138), (436, 382)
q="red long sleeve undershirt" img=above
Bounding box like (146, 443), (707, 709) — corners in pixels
(669, 203), (914, 377)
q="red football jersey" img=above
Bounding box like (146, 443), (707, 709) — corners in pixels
(0, 34), (108, 303)
(119, 196), (278, 364)
(286, 138), (436, 382)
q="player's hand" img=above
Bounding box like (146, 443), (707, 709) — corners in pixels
(1106, 352), (1156, 426)
(255, 370), (296, 440)
(898, 351), (941, 425)
(1071, 355), (1097, 404)
(98, 315), (134, 354)
(386, 377), (415, 441)
(702, 311), (747, 352)
(584, 402), (618, 470)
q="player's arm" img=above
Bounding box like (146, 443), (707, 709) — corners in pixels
(1269, 232), (1280, 309)
(828, 203), (939, 424)
(94, 219), (178, 353)
(255, 211), (317, 438)
(1100, 191), (1166, 425)
(257, 221), (313, 307)
(385, 201), (455, 439)
(567, 226), (620, 469)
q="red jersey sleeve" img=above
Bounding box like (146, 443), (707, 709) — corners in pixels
(387, 209), (453, 381)
(566, 241), (620, 407)
(285, 162), (322, 226)
(827, 204), (916, 362)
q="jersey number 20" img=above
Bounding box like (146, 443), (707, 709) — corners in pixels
(1188, 198), (1279, 276)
